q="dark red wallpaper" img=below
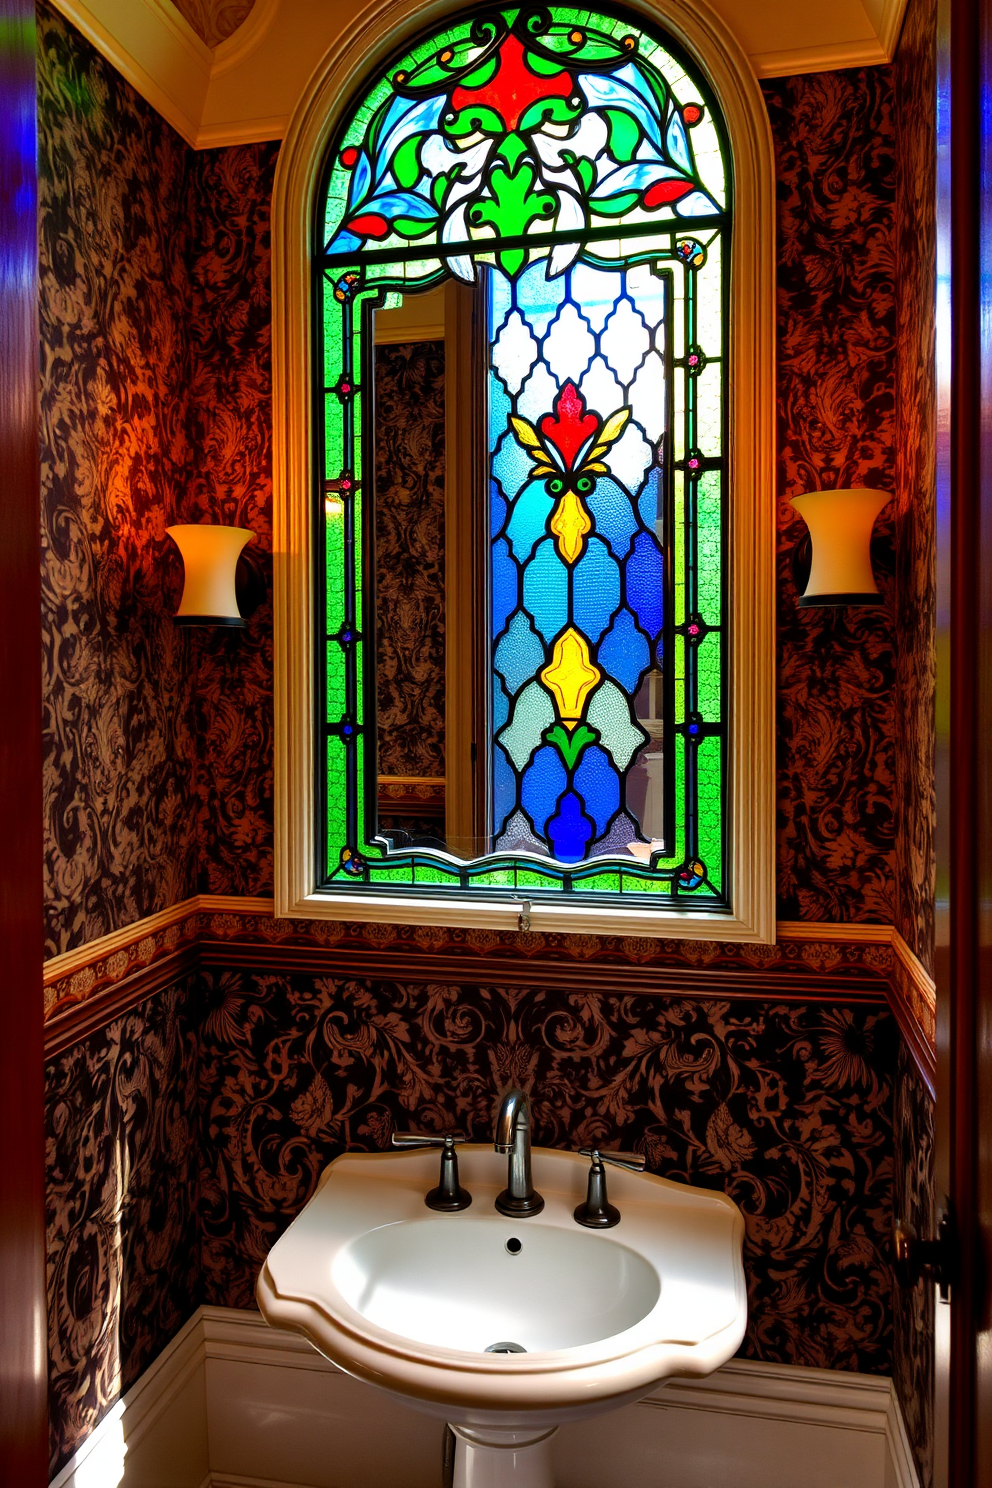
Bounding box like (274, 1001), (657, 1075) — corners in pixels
(45, 978), (200, 1476)
(197, 972), (897, 1375)
(762, 68), (898, 926)
(186, 142), (280, 898)
(893, 0), (937, 978)
(38, 1), (200, 956)
(890, 1), (937, 1480)
(38, 7), (935, 1486)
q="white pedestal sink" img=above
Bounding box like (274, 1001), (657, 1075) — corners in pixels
(257, 1145), (746, 1487)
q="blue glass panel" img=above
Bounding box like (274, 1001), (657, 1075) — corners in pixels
(637, 468), (663, 532)
(492, 537), (519, 637)
(490, 481), (507, 540)
(493, 676), (510, 732)
(490, 376), (512, 440)
(358, 189), (436, 221)
(573, 538), (620, 642)
(496, 433), (542, 503)
(625, 529), (664, 638)
(376, 94), (445, 176)
(597, 609), (650, 694)
(548, 791), (594, 863)
(666, 111), (692, 174)
(506, 481), (554, 563)
(495, 611), (547, 696)
(490, 269), (513, 339)
(521, 745), (568, 835)
(523, 539), (569, 642)
(493, 742), (515, 836)
(573, 745), (620, 835)
(516, 259), (567, 337)
(580, 67), (664, 149)
(587, 477), (639, 559)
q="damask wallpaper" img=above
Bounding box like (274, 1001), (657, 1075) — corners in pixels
(46, 978), (200, 1476)
(892, 1037), (935, 1486)
(38, 1), (200, 957)
(762, 68), (898, 926)
(374, 341), (447, 781)
(894, 0), (938, 977)
(38, 6), (936, 1484)
(198, 971), (897, 1375)
(890, 5), (938, 1479)
(186, 141), (280, 898)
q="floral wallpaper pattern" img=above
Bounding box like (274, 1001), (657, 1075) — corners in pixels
(892, 1037), (935, 1486)
(199, 971), (897, 1375)
(374, 340), (447, 780)
(38, 1), (200, 957)
(38, 7), (935, 1481)
(45, 978), (200, 1477)
(763, 68), (898, 925)
(186, 141), (280, 898)
(894, 0), (937, 978)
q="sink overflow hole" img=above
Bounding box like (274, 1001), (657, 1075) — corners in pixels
(505, 1238), (522, 1254)
(485, 1341), (527, 1354)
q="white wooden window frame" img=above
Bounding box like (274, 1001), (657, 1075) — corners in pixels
(272, 0), (777, 942)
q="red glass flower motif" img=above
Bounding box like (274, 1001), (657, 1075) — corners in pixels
(450, 34), (573, 132)
(539, 382), (600, 469)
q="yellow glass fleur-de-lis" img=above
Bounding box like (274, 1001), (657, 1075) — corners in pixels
(539, 629), (601, 731)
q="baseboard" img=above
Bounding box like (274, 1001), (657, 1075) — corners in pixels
(50, 1305), (921, 1488)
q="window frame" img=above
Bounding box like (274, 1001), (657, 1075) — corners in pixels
(272, 0), (777, 942)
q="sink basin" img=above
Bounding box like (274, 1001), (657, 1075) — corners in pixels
(257, 1145), (746, 1486)
(333, 1216), (660, 1352)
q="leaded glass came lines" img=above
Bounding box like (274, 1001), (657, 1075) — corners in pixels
(314, 3), (729, 907)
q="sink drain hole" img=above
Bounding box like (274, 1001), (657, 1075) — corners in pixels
(505, 1237), (522, 1254)
(485, 1341), (527, 1354)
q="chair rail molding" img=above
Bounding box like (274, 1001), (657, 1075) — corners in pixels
(42, 896), (936, 1089)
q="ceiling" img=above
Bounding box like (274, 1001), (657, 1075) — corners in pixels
(172, 0), (255, 48)
(52, 0), (909, 150)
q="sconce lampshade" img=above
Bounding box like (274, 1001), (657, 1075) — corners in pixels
(167, 524), (255, 627)
(789, 487), (891, 607)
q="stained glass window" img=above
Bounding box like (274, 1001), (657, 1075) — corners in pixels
(314, 5), (729, 907)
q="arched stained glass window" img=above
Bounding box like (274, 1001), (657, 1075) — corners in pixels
(314, 4), (729, 908)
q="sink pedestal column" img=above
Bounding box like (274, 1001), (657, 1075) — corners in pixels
(451, 1425), (558, 1488)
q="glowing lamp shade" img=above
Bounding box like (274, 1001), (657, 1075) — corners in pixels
(789, 488), (891, 607)
(167, 524), (254, 627)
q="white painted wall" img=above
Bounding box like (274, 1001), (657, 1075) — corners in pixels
(49, 1308), (920, 1488)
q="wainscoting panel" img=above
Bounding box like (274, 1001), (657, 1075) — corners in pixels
(48, 1307), (919, 1488)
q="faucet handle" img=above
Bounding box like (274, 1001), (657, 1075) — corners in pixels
(579, 1147), (646, 1173)
(392, 1130), (466, 1149)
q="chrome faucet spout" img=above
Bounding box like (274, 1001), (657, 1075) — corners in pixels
(493, 1088), (544, 1217)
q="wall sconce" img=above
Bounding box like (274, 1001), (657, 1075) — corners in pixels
(167, 523), (255, 628)
(789, 488), (892, 608)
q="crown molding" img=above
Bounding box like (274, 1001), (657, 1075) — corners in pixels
(49, 0), (912, 154)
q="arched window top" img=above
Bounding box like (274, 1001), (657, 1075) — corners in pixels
(319, 6), (728, 283)
(273, 0), (776, 942)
